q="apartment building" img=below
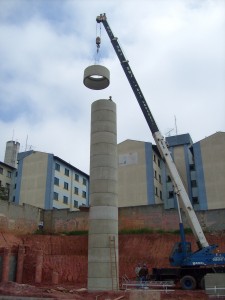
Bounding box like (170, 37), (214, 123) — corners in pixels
(192, 132), (225, 210)
(2, 131), (224, 211)
(118, 139), (166, 207)
(118, 132), (225, 210)
(12, 150), (89, 211)
(0, 161), (15, 201)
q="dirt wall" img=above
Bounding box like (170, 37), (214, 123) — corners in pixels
(0, 232), (225, 285)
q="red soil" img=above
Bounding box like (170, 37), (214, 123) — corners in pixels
(0, 232), (225, 299)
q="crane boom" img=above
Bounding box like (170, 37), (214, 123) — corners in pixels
(97, 13), (209, 249)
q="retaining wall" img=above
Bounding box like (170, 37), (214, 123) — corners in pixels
(0, 200), (41, 234)
(43, 205), (225, 234)
(1, 200), (225, 234)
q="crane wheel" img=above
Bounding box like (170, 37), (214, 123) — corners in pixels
(180, 275), (197, 290)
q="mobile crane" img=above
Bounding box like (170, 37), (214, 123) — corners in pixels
(96, 13), (225, 290)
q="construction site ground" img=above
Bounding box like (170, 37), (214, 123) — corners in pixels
(0, 232), (225, 299)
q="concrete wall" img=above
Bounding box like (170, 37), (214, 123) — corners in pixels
(43, 208), (88, 233)
(119, 205), (225, 232)
(42, 205), (225, 234)
(0, 200), (41, 234)
(1, 200), (225, 235)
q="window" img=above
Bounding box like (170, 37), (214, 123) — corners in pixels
(63, 196), (68, 204)
(55, 163), (60, 171)
(155, 187), (158, 196)
(158, 159), (160, 167)
(190, 164), (195, 171)
(167, 176), (171, 182)
(65, 168), (69, 176)
(168, 191), (174, 198)
(14, 184), (16, 189)
(191, 180), (197, 188)
(54, 177), (59, 186)
(83, 178), (87, 186)
(7, 171), (11, 178)
(160, 190), (162, 200)
(0, 167), (3, 174)
(15, 171), (18, 177)
(13, 196), (15, 202)
(154, 170), (157, 179)
(64, 182), (69, 190)
(74, 187), (79, 195)
(75, 174), (79, 182)
(82, 191), (86, 198)
(192, 197), (199, 204)
(159, 174), (161, 183)
(153, 154), (156, 162)
(74, 200), (79, 208)
(54, 192), (59, 200)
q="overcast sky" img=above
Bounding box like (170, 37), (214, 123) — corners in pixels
(0, 0), (224, 174)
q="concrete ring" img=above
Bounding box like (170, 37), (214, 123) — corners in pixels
(83, 65), (110, 90)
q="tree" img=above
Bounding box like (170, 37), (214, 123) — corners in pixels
(0, 187), (9, 201)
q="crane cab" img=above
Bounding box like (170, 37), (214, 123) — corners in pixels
(169, 242), (192, 267)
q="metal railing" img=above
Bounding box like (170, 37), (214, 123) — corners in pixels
(121, 276), (175, 292)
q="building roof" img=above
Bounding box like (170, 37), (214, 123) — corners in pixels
(197, 131), (225, 143)
(54, 156), (89, 178)
(118, 139), (151, 145)
(166, 133), (193, 147)
(17, 150), (89, 178)
(0, 161), (16, 170)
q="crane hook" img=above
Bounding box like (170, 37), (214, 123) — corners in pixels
(96, 36), (101, 53)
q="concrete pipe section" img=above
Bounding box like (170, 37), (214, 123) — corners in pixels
(88, 99), (119, 291)
(83, 65), (110, 90)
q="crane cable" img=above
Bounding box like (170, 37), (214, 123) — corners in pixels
(96, 21), (101, 53)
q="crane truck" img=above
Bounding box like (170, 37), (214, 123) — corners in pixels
(96, 13), (225, 290)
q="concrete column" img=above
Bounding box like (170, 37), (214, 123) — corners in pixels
(35, 250), (43, 283)
(16, 245), (25, 283)
(1, 247), (10, 282)
(88, 99), (119, 291)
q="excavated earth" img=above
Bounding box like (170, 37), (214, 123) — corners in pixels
(0, 232), (225, 299)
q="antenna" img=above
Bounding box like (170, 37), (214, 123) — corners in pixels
(165, 128), (174, 137)
(174, 115), (178, 135)
(25, 135), (28, 151)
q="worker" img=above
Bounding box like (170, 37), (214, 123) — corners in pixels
(135, 263), (141, 281)
(138, 263), (148, 282)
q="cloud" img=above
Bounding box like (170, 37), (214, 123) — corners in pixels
(0, 0), (224, 174)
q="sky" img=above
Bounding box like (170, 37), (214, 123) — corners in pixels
(0, 0), (224, 174)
